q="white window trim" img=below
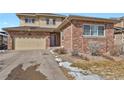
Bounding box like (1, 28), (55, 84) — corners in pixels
(83, 24), (105, 37)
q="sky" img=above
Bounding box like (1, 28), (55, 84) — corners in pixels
(0, 13), (124, 31)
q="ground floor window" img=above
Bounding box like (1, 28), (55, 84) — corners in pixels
(83, 24), (105, 37)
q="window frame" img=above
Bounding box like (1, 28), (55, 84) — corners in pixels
(32, 18), (35, 23)
(46, 18), (50, 25)
(24, 18), (35, 24)
(83, 24), (105, 37)
(53, 19), (56, 25)
(83, 25), (91, 36)
(25, 18), (29, 23)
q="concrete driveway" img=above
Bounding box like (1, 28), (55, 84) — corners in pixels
(0, 50), (67, 80)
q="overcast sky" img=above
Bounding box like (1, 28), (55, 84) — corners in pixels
(0, 13), (124, 31)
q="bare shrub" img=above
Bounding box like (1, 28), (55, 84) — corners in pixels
(71, 50), (79, 56)
(53, 48), (67, 54)
(89, 43), (102, 56)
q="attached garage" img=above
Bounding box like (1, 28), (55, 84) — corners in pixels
(2, 26), (60, 50)
(14, 37), (46, 50)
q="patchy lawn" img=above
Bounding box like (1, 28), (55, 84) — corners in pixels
(6, 64), (47, 80)
(71, 61), (124, 80)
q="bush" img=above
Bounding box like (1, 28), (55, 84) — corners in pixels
(71, 50), (79, 56)
(53, 48), (67, 54)
(89, 43), (102, 56)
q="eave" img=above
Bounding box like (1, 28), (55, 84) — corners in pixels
(2, 26), (56, 32)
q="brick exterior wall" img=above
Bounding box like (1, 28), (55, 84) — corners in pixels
(7, 31), (50, 50)
(61, 23), (72, 52)
(61, 20), (114, 54)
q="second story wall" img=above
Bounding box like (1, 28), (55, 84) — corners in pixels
(17, 14), (65, 28)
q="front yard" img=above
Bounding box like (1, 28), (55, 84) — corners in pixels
(54, 48), (124, 80)
(71, 60), (124, 80)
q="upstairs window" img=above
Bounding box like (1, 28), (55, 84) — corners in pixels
(32, 19), (35, 23)
(83, 24), (105, 37)
(25, 18), (35, 23)
(25, 18), (29, 23)
(53, 19), (56, 25)
(46, 18), (50, 25)
(46, 18), (56, 25)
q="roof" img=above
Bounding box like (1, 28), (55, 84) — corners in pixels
(16, 13), (66, 18)
(114, 27), (124, 33)
(0, 32), (8, 36)
(56, 15), (118, 31)
(2, 26), (55, 32)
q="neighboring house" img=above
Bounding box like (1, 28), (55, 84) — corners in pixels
(114, 17), (124, 46)
(0, 31), (8, 49)
(3, 13), (65, 50)
(56, 15), (116, 53)
(114, 27), (124, 46)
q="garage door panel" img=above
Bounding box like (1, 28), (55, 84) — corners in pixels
(15, 37), (46, 50)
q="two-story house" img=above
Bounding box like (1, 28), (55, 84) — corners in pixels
(3, 13), (116, 54)
(3, 13), (65, 50)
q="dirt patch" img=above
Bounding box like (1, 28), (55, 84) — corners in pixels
(6, 64), (47, 80)
(71, 61), (124, 80)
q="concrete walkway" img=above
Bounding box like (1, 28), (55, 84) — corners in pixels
(0, 50), (67, 80)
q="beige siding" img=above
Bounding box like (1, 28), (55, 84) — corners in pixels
(15, 37), (46, 50)
(39, 17), (62, 28)
(20, 16), (63, 28)
(20, 16), (39, 27)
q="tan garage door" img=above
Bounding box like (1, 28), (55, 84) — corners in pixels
(15, 37), (46, 50)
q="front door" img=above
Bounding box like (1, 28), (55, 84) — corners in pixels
(50, 34), (56, 47)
